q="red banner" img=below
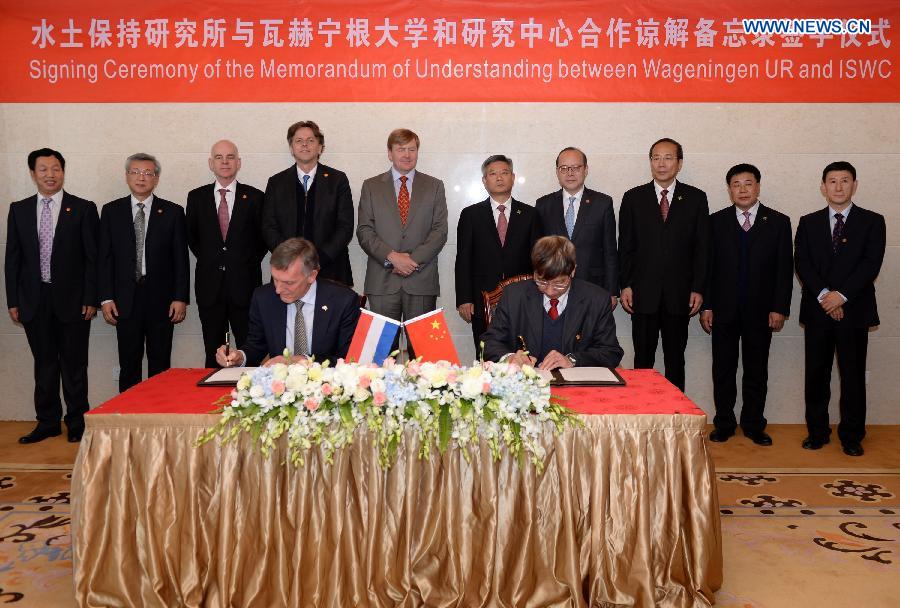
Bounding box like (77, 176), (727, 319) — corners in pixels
(2, 0), (897, 102)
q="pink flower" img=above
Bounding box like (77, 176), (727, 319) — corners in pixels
(406, 361), (421, 377)
(321, 383), (333, 396)
(358, 375), (372, 389)
(447, 372), (458, 384)
(383, 357), (396, 367)
(304, 397), (319, 411)
(271, 380), (285, 396)
(373, 392), (387, 407)
(482, 382), (491, 394)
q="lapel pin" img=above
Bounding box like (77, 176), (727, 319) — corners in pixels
(323, 173), (329, 177)
(762, 216), (768, 221)
(516, 209), (521, 215)
(584, 198), (591, 204)
(321, 305), (328, 311)
(242, 194), (247, 199)
(575, 333), (582, 341)
(157, 208), (163, 214)
(842, 238), (847, 243)
(678, 196), (683, 201)
(65, 207), (71, 212)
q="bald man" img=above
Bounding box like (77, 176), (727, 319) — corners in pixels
(186, 140), (266, 368)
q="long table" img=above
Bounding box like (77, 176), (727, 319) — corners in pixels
(72, 368), (722, 607)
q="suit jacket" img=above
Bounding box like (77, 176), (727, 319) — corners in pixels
(98, 195), (190, 320)
(261, 163), (354, 285)
(703, 204), (793, 325)
(186, 182), (266, 308)
(357, 170), (448, 296)
(536, 187), (619, 295)
(618, 181), (709, 314)
(242, 280), (361, 365)
(5, 192), (99, 324)
(481, 279), (624, 367)
(454, 198), (539, 312)
(795, 205), (885, 328)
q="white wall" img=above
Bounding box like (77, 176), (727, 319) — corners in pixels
(1, 102), (898, 424)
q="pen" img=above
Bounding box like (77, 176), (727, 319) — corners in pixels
(517, 335), (527, 352)
(225, 331), (230, 357)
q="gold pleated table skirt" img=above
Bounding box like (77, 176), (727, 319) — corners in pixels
(72, 412), (722, 607)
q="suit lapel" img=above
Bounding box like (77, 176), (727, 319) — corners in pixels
(505, 199), (528, 247)
(478, 200), (502, 248)
(746, 204), (767, 248)
(524, 285), (544, 357)
(561, 282), (584, 352)
(406, 172), (426, 228)
(119, 197), (136, 250)
(378, 172), (404, 234)
(52, 192), (73, 253)
(228, 183), (249, 245)
(643, 182), (664, 226)
(570, 190), (593, 241)
(145, 197), (162, 247)
(310, 283), (329, 356)
(21, 196), (41, 262)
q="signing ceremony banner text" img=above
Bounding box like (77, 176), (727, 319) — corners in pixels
(1, 0), (897, 102)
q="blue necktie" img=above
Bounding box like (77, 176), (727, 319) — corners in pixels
(302, 174), (310, 193)
(564, 196), (576, 238)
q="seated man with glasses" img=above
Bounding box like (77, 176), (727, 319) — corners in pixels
(481, 236), (623, 370)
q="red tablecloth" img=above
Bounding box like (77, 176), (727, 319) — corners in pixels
(89, 367), (705, 417)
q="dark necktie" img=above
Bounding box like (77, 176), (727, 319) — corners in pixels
(832, 212), (844, 253)
(548, 298), (559, 320)
(39, 197), (53, 282)
(294, 300), (308, 357)
(660, 189), (670, 222)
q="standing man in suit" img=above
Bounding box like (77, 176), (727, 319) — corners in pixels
(619, 138), (709, 391)
(455, 155), (539, 352)
(98, 153), (190, 392)
(215, 238), (361, 367)
(186, 140), (266, 368)
(536, 147), (619, 308)
(482, 236), (623, 369)
(357, 128), (448, 345)
(701, 164), (793, 446)
(795, 161), (885, 457)
(5, 148), (98, 443)
(262, 121), (354, 285)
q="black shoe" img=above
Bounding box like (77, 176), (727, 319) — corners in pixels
(67, 428), (84, 443)
(842, 442), (864, 457)
(18, 426), (62, 444)
(802, 436), (830, 450)
(709, 429), (734, 443)
(745, 431), (773, 446)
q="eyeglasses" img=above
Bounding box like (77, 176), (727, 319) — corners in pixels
(534, 276), (571, 291)
(650, 155), (677, 163)
(556, 165), (584, 174)
(127, 169), (157, 177)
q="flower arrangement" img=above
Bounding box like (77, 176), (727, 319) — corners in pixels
(198, 357), (580, 471)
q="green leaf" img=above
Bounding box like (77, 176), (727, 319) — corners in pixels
(338, 402), (354, 427)
(438, 403), (452, 452)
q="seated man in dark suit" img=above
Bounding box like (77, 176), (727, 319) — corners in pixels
(216, 238), (361, 367)
(481, 236), (623, 370)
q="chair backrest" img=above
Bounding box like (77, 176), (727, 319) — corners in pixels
(481, 274), (533, 328)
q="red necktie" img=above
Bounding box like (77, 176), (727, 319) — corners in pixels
(217, 188), (229, 241)
(398, 175), (410, 225)
(496, 204), (508, 246)
(548, 298), (559, 320)
(660, 188), (670, 222)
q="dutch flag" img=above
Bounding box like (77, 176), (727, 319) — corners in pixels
(345, 309), (401, 365)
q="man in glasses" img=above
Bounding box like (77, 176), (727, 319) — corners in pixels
(262, 121), (354, 286)
(536, 147), (618, 310)
(619, 138), (709, 392)
(98, 153), (189, 392)
(481, 236), (623, 370)
(455, 154), (539, 352)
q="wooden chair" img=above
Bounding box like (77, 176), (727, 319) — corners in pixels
(481, 274), (533, 329)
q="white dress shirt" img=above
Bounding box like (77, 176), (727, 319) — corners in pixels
(654, 179), (678, 206)
(489, 196), (512, 226)
(214, 180), (236, 217)
(734, 201), (761, 228)
(285, 280), (317, 356)
(296, 164), (318, 190)
(391, 167), (416, 199)
(561, 188), (584, 222)
(542, 290), (570, 315)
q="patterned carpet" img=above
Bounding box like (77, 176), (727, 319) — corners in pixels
(0, 462), (898, 606)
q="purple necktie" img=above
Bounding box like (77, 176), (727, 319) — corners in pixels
(39, 197), (53, 282)
(497, 204), (508, 246)
(832, 213), (844, 253)
(217, 188), (229, 241)
(741, 211), (752, 232)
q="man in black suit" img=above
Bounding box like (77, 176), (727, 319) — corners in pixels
(701, 164), (793, 446)
(186, 140), (266, 368)
(482, 236), (623, 369)
(455, 154), (539, 352)
(5, 148), (98, 443)
(262, 121), (354, 285)
(536, 147), (618, 308)
(795, 161), (886, 457)
(98, 153), (190, 392)
(619, 138), (709, 391)
(216, 238), (361, 367)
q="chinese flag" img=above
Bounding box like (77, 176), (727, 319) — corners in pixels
(403, 308), (460, 365)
